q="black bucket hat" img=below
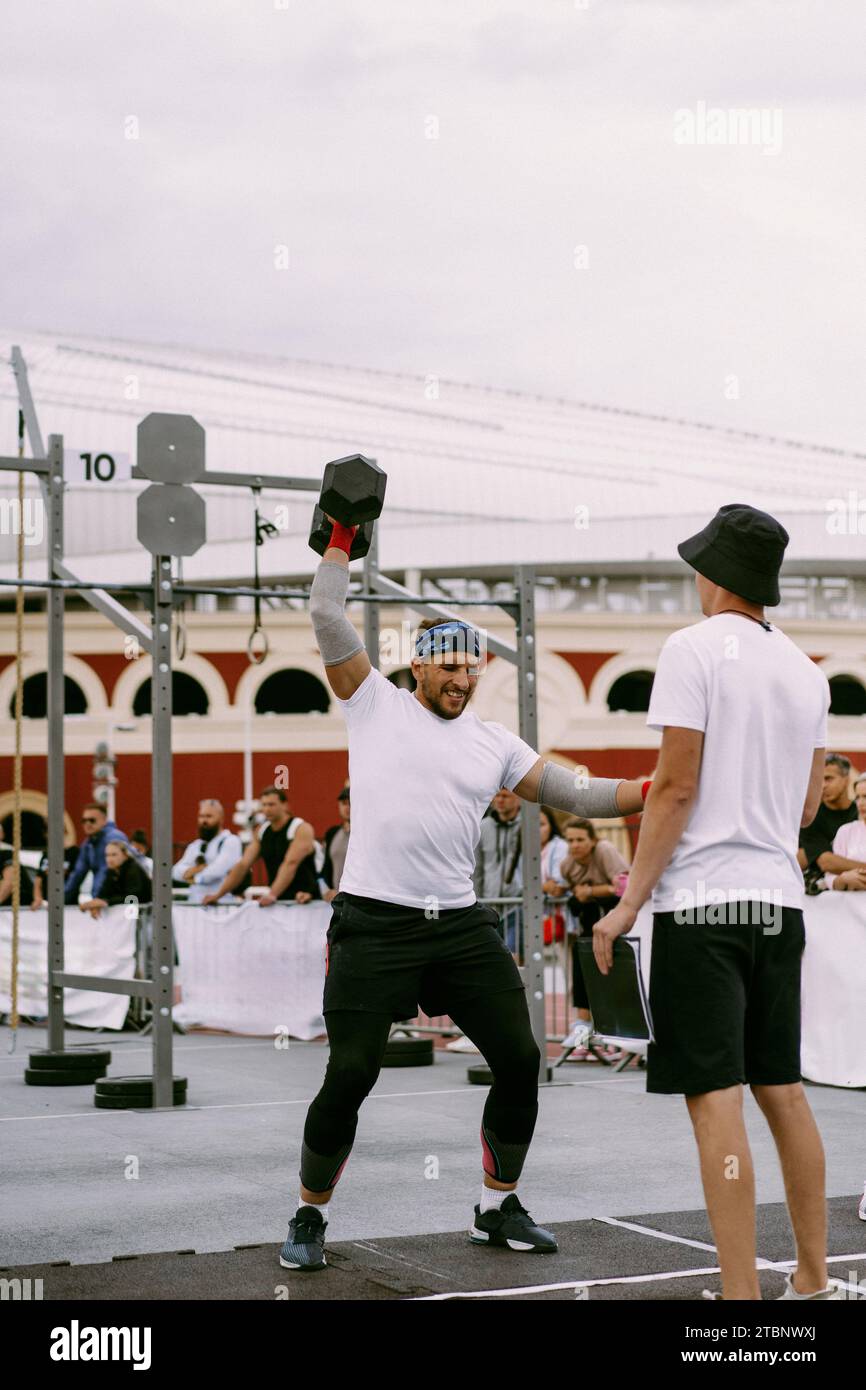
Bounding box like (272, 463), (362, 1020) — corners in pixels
(678, 503), (789, 606)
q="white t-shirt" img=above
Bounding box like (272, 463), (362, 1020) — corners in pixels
(541, 834), (570, 886)
(336, 668), (539, 909)
(824, 818), (866, 889)
(646, 614), (830, 912)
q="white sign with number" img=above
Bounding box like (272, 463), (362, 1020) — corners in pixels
(64, 448), (132, 483)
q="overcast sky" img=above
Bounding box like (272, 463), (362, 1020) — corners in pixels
(4, 0), (865, 450)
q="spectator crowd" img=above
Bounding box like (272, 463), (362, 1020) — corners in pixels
(2, 751), (863, 1069)
(4, 752), (863, 920)
(0, 781), (354, 916)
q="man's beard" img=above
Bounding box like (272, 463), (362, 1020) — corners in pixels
(422, 675), (475, 721)
(198, 823), (219, 841)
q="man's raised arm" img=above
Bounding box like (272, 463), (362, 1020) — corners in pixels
(309, 521), (372, 701)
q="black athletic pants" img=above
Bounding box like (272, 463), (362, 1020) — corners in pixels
(300, 989), (540, 1192)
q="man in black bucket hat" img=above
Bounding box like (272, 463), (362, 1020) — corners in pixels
(594, 503), (842, 1301)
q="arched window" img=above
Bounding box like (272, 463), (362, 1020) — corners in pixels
(607, 670), (655, 714)
(829, 675), (866, 717)
(387, 668), (417, 692)
(11, 673), (87, 719)
(254, 669), (330, 715)
(1, 809), (47, 850)
(133, 672), (210, 716)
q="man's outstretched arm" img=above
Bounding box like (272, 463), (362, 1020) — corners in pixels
(513, 756), (648, 818)
(592, 726), (703, 973)
(309, 522), (372, 701)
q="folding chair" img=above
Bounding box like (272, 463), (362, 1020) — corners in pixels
(554, 936), (653, 1070)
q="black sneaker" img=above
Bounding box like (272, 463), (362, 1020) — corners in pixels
(469, 1194), (558, 1252)
(279, 1205), (328, 1270)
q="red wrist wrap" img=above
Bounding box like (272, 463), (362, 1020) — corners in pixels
(327, 520), (358, 556)
(641, 779), (653, 802)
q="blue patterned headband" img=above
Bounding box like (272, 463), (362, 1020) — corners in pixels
(414, 620), (482, 662)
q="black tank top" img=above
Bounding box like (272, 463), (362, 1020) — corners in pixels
(260, 819), (320, 901)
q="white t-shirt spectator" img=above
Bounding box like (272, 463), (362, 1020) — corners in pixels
(542, 834), (569, 888)
(646, 614), (829, 913)
(173, 830), (243, 904)
(823, 819), (866, 890)
(337, 668), (538, 909)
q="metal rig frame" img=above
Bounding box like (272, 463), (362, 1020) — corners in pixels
(1, 347), (545, 1105)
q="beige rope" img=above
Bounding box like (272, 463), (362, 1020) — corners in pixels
(8, 432), (26, 1050)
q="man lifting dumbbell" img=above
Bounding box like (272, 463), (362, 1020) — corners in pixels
(280, 455), (651, 1271)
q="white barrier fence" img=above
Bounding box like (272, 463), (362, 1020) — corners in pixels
(800, 893), (866, 1089)
(0, 906), (136, 1030)
(172, 900), (328, 1040)
(2, 897), (864, 1086)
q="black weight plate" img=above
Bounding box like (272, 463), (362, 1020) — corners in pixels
(380, 1050), (434, 1068)
(94, 1093), (187, 1110)
(95, 1075), (187, 1097)
(25, 1067), (106, 1086)
(28, 1049), (112, 1071)
(467, 1065), (494, 1086)
(384, 1037), (433, 1056)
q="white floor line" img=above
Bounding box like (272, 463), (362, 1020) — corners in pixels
(0, 1107), (145, 1123)
(547, 1077), (646, 1089)
(0, 1084), (484, 1123)
(0, 1039), (295, 1066)
(698, 1254), (865, 1298)
(412, 1264), (725, 1299)
(0, 1072), (634, 1123)
(596, 1217), (866, 1277)
(352, 1241), (464, 1284)
(594, 1215), (718, 1253)
(411, 1252), (866, 1301)
(182, 1086), (484, 1112)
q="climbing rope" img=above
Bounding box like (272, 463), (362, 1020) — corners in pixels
(8, 410), (26, 1052)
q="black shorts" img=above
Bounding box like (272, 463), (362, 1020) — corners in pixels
(323, 891), (525, 1022)
(646, 904), (806, 1096)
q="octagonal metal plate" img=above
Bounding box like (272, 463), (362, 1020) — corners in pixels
(137, 483), (206, 556)
(137, 413), (205, 483)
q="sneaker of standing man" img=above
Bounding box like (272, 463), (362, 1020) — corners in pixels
(593, 502), (836, 1302)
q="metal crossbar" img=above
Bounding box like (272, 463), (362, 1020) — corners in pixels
(0, 575), (517, 608)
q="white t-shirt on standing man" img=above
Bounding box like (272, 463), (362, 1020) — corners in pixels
(646, 614), (829, 912)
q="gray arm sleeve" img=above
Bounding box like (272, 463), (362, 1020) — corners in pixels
(309, 560), (365, 667)
(537, 760), (622, 819)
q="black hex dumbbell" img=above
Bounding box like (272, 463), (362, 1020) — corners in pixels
(308, 454), (387, 561)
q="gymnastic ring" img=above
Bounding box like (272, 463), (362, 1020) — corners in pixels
(247, 627), (269, 665)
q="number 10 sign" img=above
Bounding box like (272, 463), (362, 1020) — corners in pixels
(64, 448), (132, 483)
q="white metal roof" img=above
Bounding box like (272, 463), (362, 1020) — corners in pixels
(2, 327), (863, 586)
